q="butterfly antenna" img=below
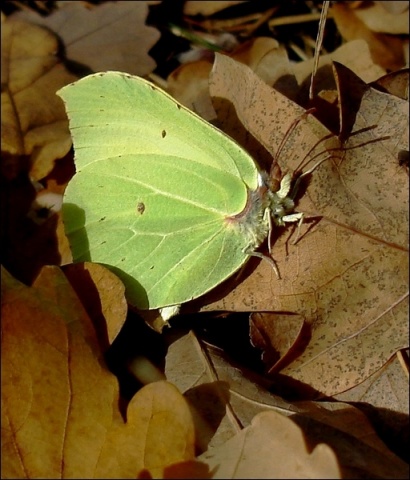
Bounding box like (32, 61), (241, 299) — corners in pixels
(293, 131), (337, 174)
(294, 125), (389, 177)
(290, 133), (391, 200)
(270, 108), (317, 177)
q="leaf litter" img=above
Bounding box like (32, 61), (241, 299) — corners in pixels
(1, 1), (408, 478)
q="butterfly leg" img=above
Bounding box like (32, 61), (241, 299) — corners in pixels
(249, 250), (281, 279)
(282, 212), (304, 245)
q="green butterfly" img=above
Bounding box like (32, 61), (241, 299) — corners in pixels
(58, 71), (304, 311)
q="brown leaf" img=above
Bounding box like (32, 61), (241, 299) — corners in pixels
(209, 52), (336, 173)
(1, 267), (195, 478)
(373, 68), (410, 100)
(183, 1), (247, 17)
(291, 38), (385, 136)
(349, 1), (409, 34)
(165, 332), (409, 478)
(198, 54), (409, 396)
(1, 266), (118, 478)
(167, 36), (291, 117)
(334, 352), (409, 462)
(11, 1), (160, 76)
(332, 3), (407, 71)
(293, 40), (386, 87)
(198, 411), (341, 479)
(63, 262), (128, 347)
(96, 381), (196, 479)
(249, 312), (306, 373)
(1, 19), (76, 180)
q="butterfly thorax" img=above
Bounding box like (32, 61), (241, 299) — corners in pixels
(266, 172), (297, 226)
(225, 184), (270, 250)
(269, 193), (295, 227)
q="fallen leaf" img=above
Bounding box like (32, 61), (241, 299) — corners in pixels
(196, 54), (409, 396)
(198, 410), (341, 479)
(249, 312), (306, 373)
(1, 19), (76, 180)
(96, 381), (196, 479)
(11, 1), (160, 76)
(183, 1), (247, 17)
(332, 3), (407, 71)
(373, 68), (409, 100)
(168, 36), (291, 117)
(63, 262), (128, 346)
(350, 1), (409, 34)
(292, 39), (386, 97)
(165, 331), (409, 478)
(1, 267), (195, 478)
(1, 266), (117, 478)
(378, 1), (410, 15)
(334, 353), (409, 463)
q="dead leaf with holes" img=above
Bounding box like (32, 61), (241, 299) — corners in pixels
(1, 266), (195, 479)
(190, 54), (409, 397)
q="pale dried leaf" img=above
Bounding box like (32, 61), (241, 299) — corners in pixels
(165, 332), (409, 478)
(353, 1), (409, 34)
(201, 54), (409, 396)
(198, 411), (341, 479)
(12, 1), (160, 76)
(293, 39), (386, 89)
(334, 354), (409, 462)
(168, 37), (290, 116)
(332, 3), (407, 71)
(379, 1), (409, 15)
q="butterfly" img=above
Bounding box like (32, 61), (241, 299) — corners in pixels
(58, 71), (320, 312)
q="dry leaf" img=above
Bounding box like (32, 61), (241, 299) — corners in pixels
(1, 19), (76, 180)
(292, 39), (386, 93)
(183, 1), (247, 17)
(249, 312), (306, 373)
(196, 54), (409, 396)
(374, 68), (410, 99)
(96, 381), (196, 479)
(168, 36), (290, 116)
(1, 267), (195, 478)
(334, 353), (409, 462)
(351, 1), (409, 34)
(1, 266), (118, 478)
(332, 3), (407, 71)
(12, 1), (160, 76)
(63, 262), (128, 346)
(198, 411), (341, 479)
(165, 331), (409, 478)
(379, 1), (409, 15)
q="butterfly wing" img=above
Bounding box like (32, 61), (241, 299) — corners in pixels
(58, 72), (264, 309)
